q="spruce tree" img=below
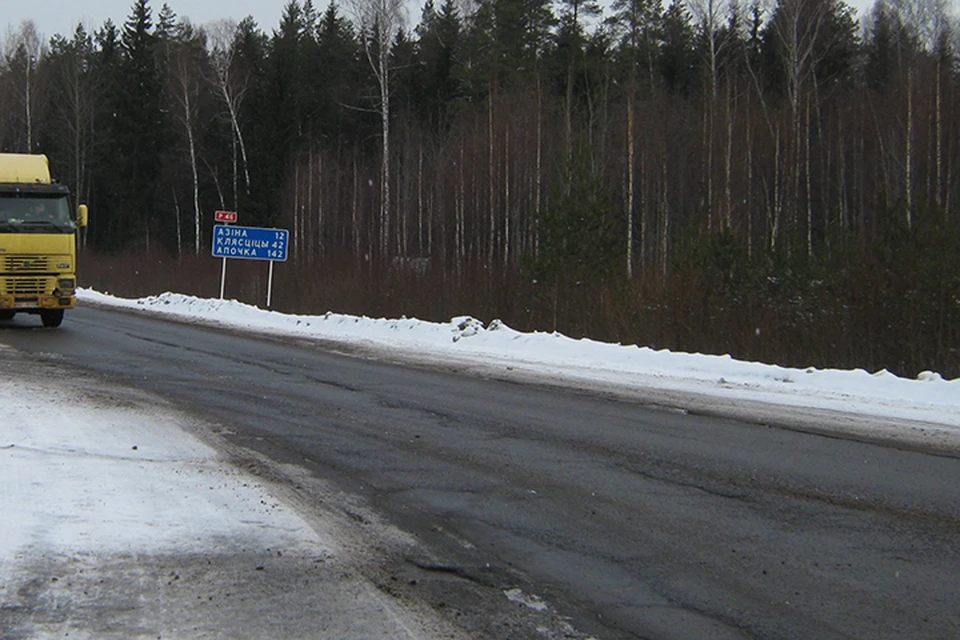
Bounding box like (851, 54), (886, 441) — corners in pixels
(111, 0), (167, 249)
(659, 0), (698, 95)
(414, 0), (463, 133)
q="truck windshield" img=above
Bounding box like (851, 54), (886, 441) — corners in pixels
(0, 195), (74, 233)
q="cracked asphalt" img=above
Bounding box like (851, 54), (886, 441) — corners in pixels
(2, 305), (959, 639)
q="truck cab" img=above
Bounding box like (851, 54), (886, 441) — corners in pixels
(0, 154), (88, 327)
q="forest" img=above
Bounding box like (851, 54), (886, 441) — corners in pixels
(1, 0), (958, 377)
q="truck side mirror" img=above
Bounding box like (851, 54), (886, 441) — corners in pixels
(77, 204), (88, 227)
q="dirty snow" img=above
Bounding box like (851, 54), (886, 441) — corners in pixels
(78, 288), (960, 432)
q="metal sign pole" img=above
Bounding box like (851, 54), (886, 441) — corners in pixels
(219, 256), (227, 300)
(266, 260), (275, 308)
(215, 213), (237, 301)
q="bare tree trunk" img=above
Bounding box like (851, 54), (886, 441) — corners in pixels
(906, 67), (914, 228)
(232, 130), (238, 207)
(381, 85), (391, 257)
(935, 56), (943, 212)
(565, 55), (574, 173)
(206, 21), (251, 197)
(418, 139), (424, 254)
(660, 161), (669, 276)
(173, 187), (182, 261)
(351, 0), (404, 261)
(308, 149), (314, 263)
(7, 23), (43, 152)
(504, 122), (510, 268)
(746, 114), (753, 257)
(703, 93), (714, 231)
(805, 94), (813, 257)
(171, 49), (202, 255)
(428, 175), (434, 258)
(771, 128), (781, 253)
(640, 151), (647, 271)
(231, 104), (251, 196)
(317, 153), (324, 262)
(626, 92), (635, 278)
(398, 139), (406, 256)
(859, 102), (867, 235)
(792, 105), (801, 257)
(188, 117), (200, 255)
(868, 93), (891, 205)
(535, 73), (543, 258)
(457, 138), (466, 277)
(25, 60), (32, 150)
(293, 162), (300, 258)
(352, 156), (360, 257)
(74, 76), (82, 199)
(837, 112), (847, 233)
(51, 33), (95, 213)
(221, 90), (251, 199)
(488, 85), (496, 266)
(724, 83), (733, 232)
(945, 99), (952, 219)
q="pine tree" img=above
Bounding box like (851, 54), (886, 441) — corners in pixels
(466, 0), (555, 91)
(114, 0), (167, 249)
(524, 151), (618, 330)
(414, 0), (463, 132)
(607, 0), (664, 92)
(659, 0), (698, 95)
(315, 1), (362, 142)
(86, 19), (122, 249)
(259, 1), (308, 228)
(230, 17), (269, 221)
(552, 0), (602, 165)
(865, 3), (903, 92)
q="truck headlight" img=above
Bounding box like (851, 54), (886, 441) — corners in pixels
(58, 278), (76, 291)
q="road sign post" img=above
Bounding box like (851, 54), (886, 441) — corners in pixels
(213, 212), (237, 300)
(211, 224), (289, 307)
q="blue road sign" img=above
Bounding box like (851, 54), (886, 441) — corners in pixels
(212, 225), (288, 262)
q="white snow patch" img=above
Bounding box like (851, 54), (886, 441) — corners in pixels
(0, 374), (325, 563)
(504, 587), (550, 612)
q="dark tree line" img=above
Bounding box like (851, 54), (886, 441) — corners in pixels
(2, 0), (959, 376)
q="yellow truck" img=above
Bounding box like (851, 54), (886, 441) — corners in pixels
(0, 153), (88, 327)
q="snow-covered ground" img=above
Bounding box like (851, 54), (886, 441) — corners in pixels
(0, 351), (474, 639)
(2, 288), (958, 638)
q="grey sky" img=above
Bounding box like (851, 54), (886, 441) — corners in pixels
(5, 0), (883, 47)
(3, 1), (287, 42)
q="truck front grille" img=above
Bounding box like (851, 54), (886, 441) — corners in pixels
(2, 277), (48, 295)
(3, 255), (51, 272)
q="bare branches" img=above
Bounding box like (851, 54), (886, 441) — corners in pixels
(3, 20), (45, 151)
(204, 19), (252, 203)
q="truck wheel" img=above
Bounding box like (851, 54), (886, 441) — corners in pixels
(0, 310), (14, 320)
(40, 309), (64, 328)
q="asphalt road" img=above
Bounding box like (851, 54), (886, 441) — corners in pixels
(2, 305), (959, 639)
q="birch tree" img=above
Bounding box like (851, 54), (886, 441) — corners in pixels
(168, 21), (205, 254)
(47, 26), (98, 205)
(3, 21), (44, 152)
(608, 0), (663, 276)
(350, 0), (406, 259)
(206, 19), (252, 207)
